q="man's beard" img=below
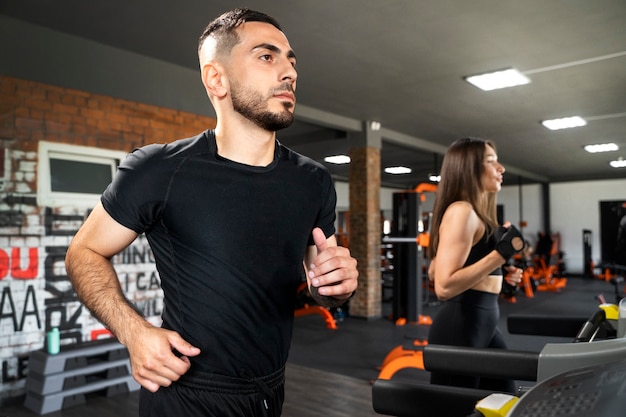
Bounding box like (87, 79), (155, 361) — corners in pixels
(231, 82), (295, 131)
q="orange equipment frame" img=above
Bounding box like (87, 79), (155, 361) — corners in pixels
(294, 282), (338, 330)
(529, 232), (567, 292)
(376, 338), (427, 380)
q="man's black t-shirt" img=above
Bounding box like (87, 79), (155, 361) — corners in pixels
(101, 130), (337, 377)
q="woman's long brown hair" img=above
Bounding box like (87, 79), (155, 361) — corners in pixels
(427, 137), (499, 259)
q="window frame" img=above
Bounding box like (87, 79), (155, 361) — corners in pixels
(37, 141), (127, 208)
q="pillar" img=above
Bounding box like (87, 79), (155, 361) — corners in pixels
(348, 121), (381, 318)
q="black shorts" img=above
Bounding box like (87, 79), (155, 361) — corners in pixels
(139, 367), (285, 417)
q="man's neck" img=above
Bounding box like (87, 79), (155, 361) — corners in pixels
(214, 120), (277, 167)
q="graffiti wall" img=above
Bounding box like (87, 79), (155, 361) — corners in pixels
(0, 147), (163, 403)
(0, 75), (218, 405)
(0, 150), (162, 402)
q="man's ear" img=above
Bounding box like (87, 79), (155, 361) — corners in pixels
(201, 63), (228, 98)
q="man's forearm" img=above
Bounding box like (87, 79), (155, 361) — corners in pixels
(66, 248), (148, 345)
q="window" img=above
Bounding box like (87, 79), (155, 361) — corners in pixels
(37, 141), (127, 208)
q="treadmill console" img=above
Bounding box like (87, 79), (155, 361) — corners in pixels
(508, 359), (626, 417)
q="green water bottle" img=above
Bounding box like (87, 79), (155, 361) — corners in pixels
(47, 327), (60, 355)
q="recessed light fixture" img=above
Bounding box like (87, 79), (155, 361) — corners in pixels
(428, 174), (441, 182)
(324, 155), (351, 164)
(609, 158), (626, 168)
(583, 143), (619, 153)
(385, 166), (412, 175)
(464, 68), (531, 91)
(541, 116), (587, 130)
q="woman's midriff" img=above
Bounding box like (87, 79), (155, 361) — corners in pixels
(472, 275), (503, 294)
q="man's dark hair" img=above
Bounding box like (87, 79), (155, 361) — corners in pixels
(198, 8), (283, 56)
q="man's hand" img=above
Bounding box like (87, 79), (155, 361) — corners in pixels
(125, 325), (201, 392)
(306, 228), (358, 307)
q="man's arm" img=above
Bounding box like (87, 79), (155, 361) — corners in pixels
(304, 227), (358, 308)
(66, 202), (144, 341)
(65, 202), (199, 392)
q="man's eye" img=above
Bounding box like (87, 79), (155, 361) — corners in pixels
(260, 54), (272, 61)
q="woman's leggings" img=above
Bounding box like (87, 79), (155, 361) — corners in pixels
(427, 289), (516, 393)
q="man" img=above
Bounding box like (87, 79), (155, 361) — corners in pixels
(65, 8), (358, 417)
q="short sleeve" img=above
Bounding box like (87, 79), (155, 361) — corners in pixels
(308, 170), (337, 245)
(101, 144), (170, 234)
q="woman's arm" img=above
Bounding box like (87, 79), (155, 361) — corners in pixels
(431, 202), (505, 300)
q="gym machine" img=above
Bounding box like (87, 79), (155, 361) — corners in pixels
(372, 305), (626, 417)
(385, 183), (437, 325)
(374, 357), (626, 417)
(376, 184), (436, 379)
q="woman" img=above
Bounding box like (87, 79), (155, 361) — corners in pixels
(427, 137), (524, 393)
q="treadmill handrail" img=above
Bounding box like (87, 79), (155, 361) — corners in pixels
(507, 314), (588, 337)
(423, 344), (539, 381)
(372, 379), (498, 417)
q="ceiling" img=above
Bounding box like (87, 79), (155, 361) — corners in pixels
(2, 0), (625, 189)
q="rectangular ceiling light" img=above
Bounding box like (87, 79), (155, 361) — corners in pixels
(384, 166), (412, 175)
(583, 143), (619, 153)
(610, 159), (626, 168)
(464, 68), (531, 91)
(541, 116), (587, 130)
(324, 155), (351, 164)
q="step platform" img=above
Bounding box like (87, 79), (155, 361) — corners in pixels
(24, 338), (140, 415)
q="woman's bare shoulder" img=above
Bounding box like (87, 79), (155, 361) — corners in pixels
(441, 201), (482, 234)
(444, 201), (475, 217)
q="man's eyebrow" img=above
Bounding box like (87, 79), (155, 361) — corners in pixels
(253, 43), (297, 60)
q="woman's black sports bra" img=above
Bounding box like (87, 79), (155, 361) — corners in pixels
(463, 231), (502, 276)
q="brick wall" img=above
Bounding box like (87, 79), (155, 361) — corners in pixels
(0, 75), (216, 404)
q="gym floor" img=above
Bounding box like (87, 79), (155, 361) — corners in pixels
(3, 276), (613, 417)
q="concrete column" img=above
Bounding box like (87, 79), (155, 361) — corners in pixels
(348, 121), (382, 318)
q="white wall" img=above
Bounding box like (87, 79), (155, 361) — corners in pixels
(498, 183), (544, 247)
(550, 179), (626, 274)
(335, 178), (626, 275)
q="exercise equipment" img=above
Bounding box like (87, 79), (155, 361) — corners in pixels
(471, 360), (626, 417)
(606, 275), (624, 304)
(376, 184), (436, 380)
(592, 262), (626, 301)
(372, 306), (626, 417)
(294, 282), (337, 330)
(376, 326), (429, 380)
(382, 232), (432, 326)
(373, 380), (496, 417)
(386, 183), (437, 325)
(583, 229), (593, 277)
(508, 359), (626, 417)
(474, 393), (519, 417)
(522, 233), (567, 296)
